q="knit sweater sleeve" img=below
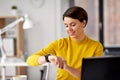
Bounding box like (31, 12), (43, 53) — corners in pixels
(26, 38), (63, 66)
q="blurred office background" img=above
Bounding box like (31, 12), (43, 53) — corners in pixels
(0, 0), (120, 80)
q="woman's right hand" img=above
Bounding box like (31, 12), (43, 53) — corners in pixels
(48, 55), (65, 69)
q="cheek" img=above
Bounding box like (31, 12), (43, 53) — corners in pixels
(65, 28), (69, 33)
(74, 26), (80, 31)
(65, 28), (68, 31)
(75, 27), (83, 33)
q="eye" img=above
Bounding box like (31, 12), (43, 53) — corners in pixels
(64, 24), (68, 28)
(71, 23), (76, 27)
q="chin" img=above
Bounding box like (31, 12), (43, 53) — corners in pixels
(70, 36), (76, 39)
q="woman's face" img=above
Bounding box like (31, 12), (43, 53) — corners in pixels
(64, 17), (86, 40)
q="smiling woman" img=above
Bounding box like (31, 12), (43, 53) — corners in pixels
(26, 6), (103, 80)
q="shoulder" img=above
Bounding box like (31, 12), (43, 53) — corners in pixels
(87, 36), (103, 47)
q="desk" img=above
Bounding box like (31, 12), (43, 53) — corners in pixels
(0, 57), (28, 80)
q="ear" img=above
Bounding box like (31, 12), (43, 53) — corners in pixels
(82, 20), (86, 28)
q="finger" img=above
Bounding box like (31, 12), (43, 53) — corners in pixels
(55, 59), (58, 65)
(58, 57), (64, 69)
(58, 61), (63, 69)
(61, 59), (66, 69)
(54, 57), (60, 68)
(56, 57), (61, 68)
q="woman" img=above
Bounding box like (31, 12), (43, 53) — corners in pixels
(26, 6), (103, 80)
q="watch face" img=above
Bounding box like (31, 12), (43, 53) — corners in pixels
(30, 0), (44, 8)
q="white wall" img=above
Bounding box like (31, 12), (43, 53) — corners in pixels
(0, 0), (69, 80)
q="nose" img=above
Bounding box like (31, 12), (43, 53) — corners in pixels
(67, 26), (72, 31)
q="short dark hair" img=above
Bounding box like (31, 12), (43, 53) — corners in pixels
(63, 6), (88, 25)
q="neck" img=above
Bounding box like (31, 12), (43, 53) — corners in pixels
(73, 34), (86, 42)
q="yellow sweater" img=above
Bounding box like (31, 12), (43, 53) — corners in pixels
(26, 36), (103, 80)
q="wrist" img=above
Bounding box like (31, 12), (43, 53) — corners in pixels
(45, 54), (51, 62)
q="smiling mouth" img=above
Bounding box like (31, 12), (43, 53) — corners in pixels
(68, 32), (75, 36)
